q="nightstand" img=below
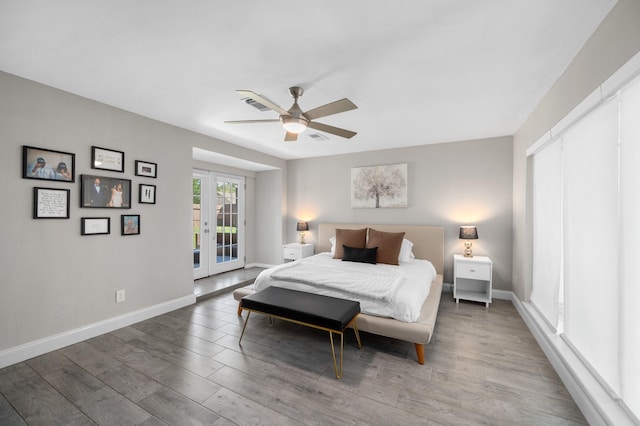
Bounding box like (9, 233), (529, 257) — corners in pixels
(283, 243), (314, 261)
(453, 254), (492, 307)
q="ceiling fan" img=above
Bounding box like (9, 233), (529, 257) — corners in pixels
(225, 87), (358, 142)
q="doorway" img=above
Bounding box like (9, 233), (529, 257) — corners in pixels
(193, 170), (245, 279)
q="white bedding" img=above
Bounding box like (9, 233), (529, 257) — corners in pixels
(253, 252), (437, 322)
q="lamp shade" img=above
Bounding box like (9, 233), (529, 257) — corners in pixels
(296, 221), (309, 232)
(459, 226), (478, 240)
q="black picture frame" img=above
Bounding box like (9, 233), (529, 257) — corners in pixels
(80, 174), (132, 208)
(139, 184), (156, 204)
(33, 187), (70, 219)
(81, 217), (110, 235)
(92, 146), (125, 172)
(121, 214), (140, 235)
(23, 146), (75, 182)
(135, 160), (157, 178)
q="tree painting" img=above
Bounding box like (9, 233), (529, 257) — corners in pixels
(351, 163), (407, 208)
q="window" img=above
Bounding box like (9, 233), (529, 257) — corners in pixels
(530, 73), (640, 420)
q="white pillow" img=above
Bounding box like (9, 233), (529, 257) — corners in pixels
(330, 235), (336, 255)
(398, 239), (415, 263)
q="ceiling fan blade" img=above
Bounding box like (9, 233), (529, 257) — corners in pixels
(308, 121), (357, 139)
(224, 119), (280, 124)
(284, 132), (298, 142)
(237, 90), (289, 116)
(303, 98), (357, 120)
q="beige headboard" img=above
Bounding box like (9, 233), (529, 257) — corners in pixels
(317, 223), (444, 275)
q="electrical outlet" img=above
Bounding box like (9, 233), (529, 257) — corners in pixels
(116, 289), (125, 303)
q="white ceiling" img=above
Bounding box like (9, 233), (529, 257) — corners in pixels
(0, 1), (617, 163)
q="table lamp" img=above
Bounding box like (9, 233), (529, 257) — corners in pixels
(296, 221), (309, 244)
(459, 226), (478, 257)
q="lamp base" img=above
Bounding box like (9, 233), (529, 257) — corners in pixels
(463, 241), (473, 257)
(299, 232), (305, 245)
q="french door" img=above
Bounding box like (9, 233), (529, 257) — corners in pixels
(193, 171), (245, 279)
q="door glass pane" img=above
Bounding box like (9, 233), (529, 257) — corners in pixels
(192, 177), (202, 269)
(216, 180), (238, 264)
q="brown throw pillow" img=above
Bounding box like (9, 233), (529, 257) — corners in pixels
(367, 228), (405, 265)
(333, 228), (367, 259)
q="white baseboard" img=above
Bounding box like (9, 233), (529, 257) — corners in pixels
(0, 294), (195, 369)
(492, 289), (512, 300)
(245, 263), (276, 269)
(511, 293), (637, 426)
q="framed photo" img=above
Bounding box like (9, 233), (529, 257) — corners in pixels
(23, 146), (75, 182)
(139, 184), (156, 204)
(33, 187), (70, 219)
(81, 174), (131, 208)
(92, 146), (124, 172)
(135, 160), (157, 178)
(81, 217), (110, 235)
(121, 214), (140, 235)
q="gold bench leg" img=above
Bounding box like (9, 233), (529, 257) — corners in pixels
(239, 311), (251, 345)
(328, 331), (344, 379)
(352, 320), (362, 349)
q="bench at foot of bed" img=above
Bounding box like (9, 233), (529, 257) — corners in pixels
(238, 286), (362, 379)
(233, 277), (442, 366)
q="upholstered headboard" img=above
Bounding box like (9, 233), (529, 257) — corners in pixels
(317, 223), (444, 275)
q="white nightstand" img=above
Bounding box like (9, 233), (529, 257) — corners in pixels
(453, 254), (493, 307)
(283, 243), (314, 261)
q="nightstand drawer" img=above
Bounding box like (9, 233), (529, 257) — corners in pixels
(283, 243), (314, 261)
(456, 262), (491, 280)
(283, 247), (299, 259)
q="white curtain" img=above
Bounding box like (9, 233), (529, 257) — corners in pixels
(562, 98), (619, 395)
(531, 139), (562, 331)
(619, 75), (640, 418)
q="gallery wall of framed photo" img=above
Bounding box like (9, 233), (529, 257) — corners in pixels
(22, 144), (158, 236)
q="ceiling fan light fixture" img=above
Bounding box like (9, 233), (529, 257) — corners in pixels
(281, 116), (308, 133)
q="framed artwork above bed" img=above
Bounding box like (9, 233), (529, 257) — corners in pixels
(351, 163), (407, 208)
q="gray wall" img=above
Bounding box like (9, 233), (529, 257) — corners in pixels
(0, 71), (192, 351)
(0, 71), (284, 355)
(512, 0), (640, 300)
(255, 169), (287, 266)
(285, 136), (513, 289)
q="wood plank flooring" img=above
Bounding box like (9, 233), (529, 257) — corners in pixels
(194, 268), (266, 301)
(0, 291), (587, 425)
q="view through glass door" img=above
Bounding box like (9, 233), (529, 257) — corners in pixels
(193, 171), (245, 279)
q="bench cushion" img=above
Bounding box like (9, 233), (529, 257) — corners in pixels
(240, 287), (360, 331)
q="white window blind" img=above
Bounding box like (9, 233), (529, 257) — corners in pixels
(619, 75), (640, 418)
(531, 139), (562, 331)
(530, 73), (640, 420)
(562, 98), (620, 395)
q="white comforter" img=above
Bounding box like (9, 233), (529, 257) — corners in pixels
(253, 253), (437, 322)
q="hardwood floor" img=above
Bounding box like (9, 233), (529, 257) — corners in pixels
(0, 291), (587, 425)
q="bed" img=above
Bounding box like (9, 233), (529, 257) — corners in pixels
(233, 223), (444, 364)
